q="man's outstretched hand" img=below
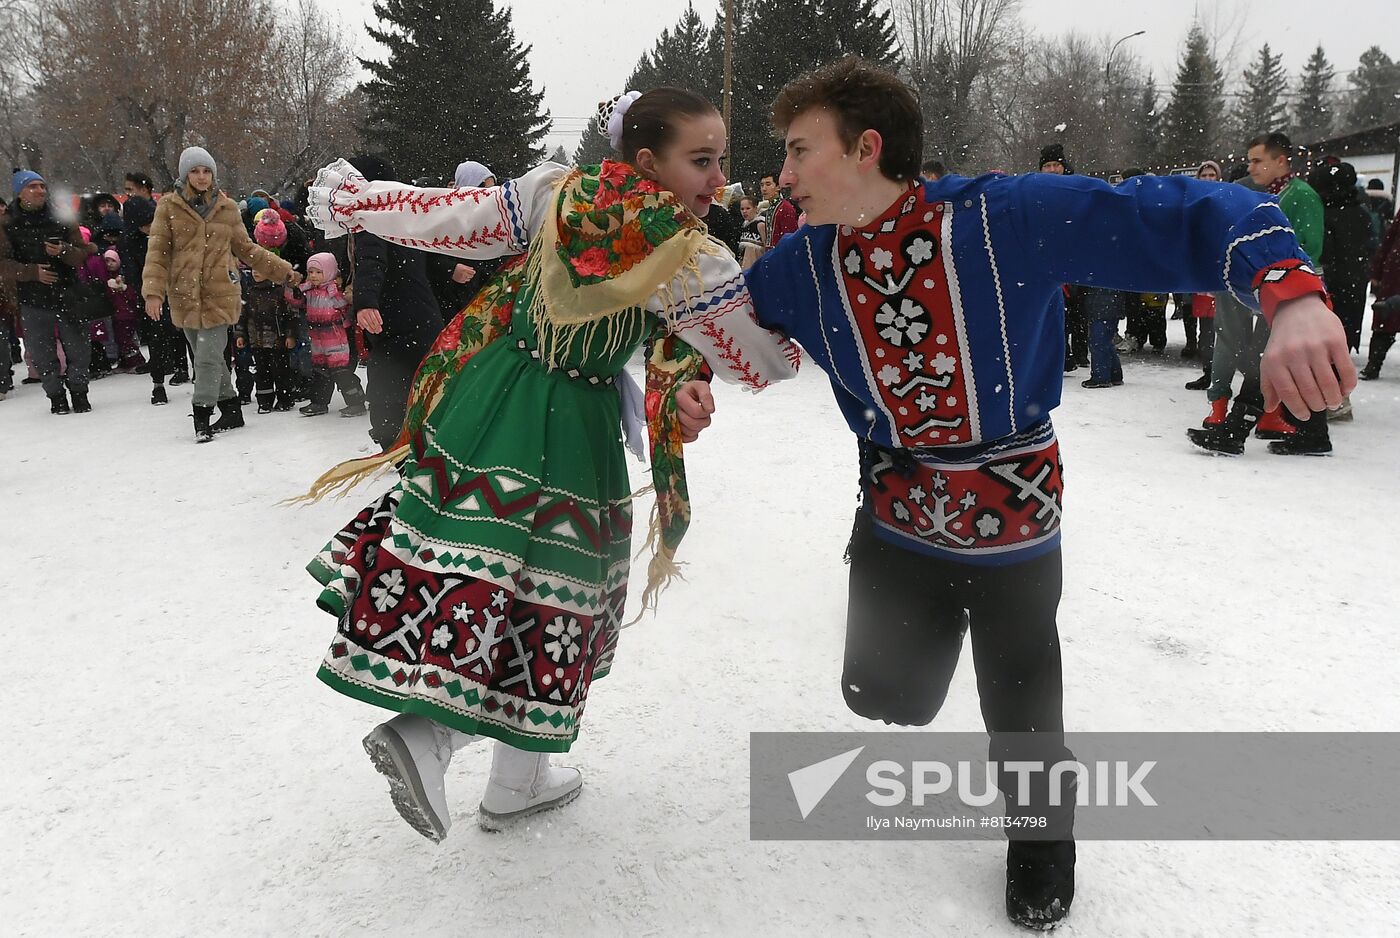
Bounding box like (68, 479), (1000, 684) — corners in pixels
(1262, 296), (1357, 418)
(676, 380), (716, 443)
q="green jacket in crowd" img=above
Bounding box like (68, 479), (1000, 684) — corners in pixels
(1280, 177), (1325, 265)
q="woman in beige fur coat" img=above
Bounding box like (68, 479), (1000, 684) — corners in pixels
(142, 146), (297, 442)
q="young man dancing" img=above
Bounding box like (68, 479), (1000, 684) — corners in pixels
(678, 58), (1353, 930)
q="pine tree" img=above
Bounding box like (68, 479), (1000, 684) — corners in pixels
(1292, 45), (1336, 144)
(730, 0), (900, 185)
(574, 4), (719, 166)
(1162, 22), (1225, 163)
(1233, 43), (1289, 140)
(1130, 73), (1164, 170)
(359, 0), (548, 182)
(1345, 46), (1400, 132)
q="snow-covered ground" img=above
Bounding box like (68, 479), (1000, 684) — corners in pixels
(6, 325), (1400, 937)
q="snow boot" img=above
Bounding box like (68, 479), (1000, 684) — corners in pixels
(1080, 377), (1118, 389)
(210, 396), (245, 433)
(193, 404), (215, 443)
(50, 391), (71, 415)
(362, 714), (478, 844)
(272, 393), (296, 412)
(299, 402), (329, 416)
(1326, 395), (1353, 422)
(1006, 839), (1075, 931)
(70, 390), (91, 413)
(151, 383), (168, 406)
(1184, 368), (1211, 391)
(1201, 397), (1229, 427)
(169, 369), (190, 387)
(1268, 414), (1332, 456)
(1180, 339), (1197, 359)
(255, 390), (275, 415)
(1253, 408), (1295, 440)
(1186, 399), (1260, 456)
(478, 742), (583, 832)
(339, 400), (368, 417)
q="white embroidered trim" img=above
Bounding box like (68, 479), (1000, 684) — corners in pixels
(979, 193), (1016, 426)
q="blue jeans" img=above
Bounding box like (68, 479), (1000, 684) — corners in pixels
(1088, 319), (1121, 383)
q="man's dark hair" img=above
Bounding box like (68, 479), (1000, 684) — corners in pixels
(124, 172), (153, 191)
(1248, 132), (1292, 158)
(922, 159), (946, 178)
(770, 56), (923, 184)
(760, 171), (780, 185)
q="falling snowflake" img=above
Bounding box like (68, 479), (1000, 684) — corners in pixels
(877, 364), (902, 387)
(870, 247), (894, 271)
(544, 615), (583, 664)
(431, 624), (454, 650)
(931, 352), (957, 375)
(369, 569), (406, 613)
(875, 298), (930, 346)
(976, 513), (1002, 538)
(906, 237), (935, 265)
(1054, 123), (1067, 132)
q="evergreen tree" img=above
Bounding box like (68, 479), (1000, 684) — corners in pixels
(1162, 22), (1225, 162)
(1345, 46), (1400, 132)
(730, 0), (900, 185)
(1292, 45), (1336, 144)
(359, 0), (547, 182)
(1130, 73), (1164, 170)
(1233, 43), (1289, 140)
(574, 4), (719, 166)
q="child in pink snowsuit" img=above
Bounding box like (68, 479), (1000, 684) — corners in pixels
(298, 252), (366, 417)
(102, 249), (146, 370)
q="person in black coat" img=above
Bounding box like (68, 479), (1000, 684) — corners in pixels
(1310, 162), (1374, 352)
(349, 154), (445, 449)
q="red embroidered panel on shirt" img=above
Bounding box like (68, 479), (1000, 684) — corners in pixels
(864, 436), (1063, 556)
(836, 193), (975, 447)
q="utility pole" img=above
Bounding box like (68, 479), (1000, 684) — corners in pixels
(723, 0), (734, 175)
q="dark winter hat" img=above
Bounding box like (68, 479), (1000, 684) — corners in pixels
(1329, 162), (1358, 190)
(245, 196), (269, 217)
(99, 212), (126, 233)
(1368, 178), (1385, 191)
(122, 195), (156, 228)
(350, 154), (397, 183)
(1038, 144), (1067, 169)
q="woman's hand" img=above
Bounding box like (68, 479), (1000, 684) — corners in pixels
(145, 298), (163, 320)
(357, 308), (383, 334)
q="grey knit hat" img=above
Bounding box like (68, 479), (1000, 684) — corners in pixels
(177, 146), (217, 186)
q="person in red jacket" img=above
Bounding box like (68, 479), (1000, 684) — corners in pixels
(758, 170), (799, 247)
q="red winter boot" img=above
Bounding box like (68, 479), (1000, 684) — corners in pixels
(1202, 398), (1229, 427)
(1254, 408), (1295, 440)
